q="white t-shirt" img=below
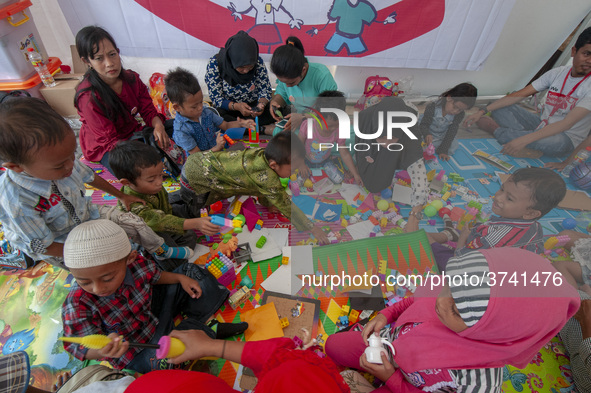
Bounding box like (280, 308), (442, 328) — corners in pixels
(532, 65), (591, 146)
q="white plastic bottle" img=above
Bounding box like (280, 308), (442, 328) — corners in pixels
(27, 48), (56, 87)
(562, 146), (591, 177)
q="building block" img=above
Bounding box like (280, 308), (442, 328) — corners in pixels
(223, 134), (236, 146)
(341, 305), (350, 316)
(349, 309), (359, 324)
(256, 236), (267, 248)
(279, 317), (290, 328)
(282, 256), (289, 265)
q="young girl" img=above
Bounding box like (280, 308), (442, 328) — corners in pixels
(419, 83), (477, 161)
(325, 248), (579, 392)
(74, 26), (172, 174)
(268, 36), (338, 135)
(298, 91), (363, 185)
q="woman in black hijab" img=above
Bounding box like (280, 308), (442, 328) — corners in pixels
(205, 31), (274, 128)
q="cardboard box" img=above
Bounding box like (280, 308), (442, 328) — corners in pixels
(39, 74), (84, 117)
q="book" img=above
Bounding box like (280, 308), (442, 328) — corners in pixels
(472, 150), (514, 172)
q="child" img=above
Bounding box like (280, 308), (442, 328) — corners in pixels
(418, 83), (477, 161)
(109, 141), (221, 268)
(552, 230), (591, 297)
(0, 98), (191, 269)
(326, 248), (579, 392)
(180, 131), (329, 244)
(407, 167), (567, 271)
(165, 67), (256, 155)
(61, 219), (248, 374)
(546, 133), (591, 172)
(297, 91), (363, 185)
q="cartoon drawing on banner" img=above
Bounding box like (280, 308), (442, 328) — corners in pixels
(228, 0), (304, 52)
(307, 0), (396, 55)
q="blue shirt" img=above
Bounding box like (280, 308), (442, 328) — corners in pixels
(0, 161), (98, 260)
(173, 108), (224, 153)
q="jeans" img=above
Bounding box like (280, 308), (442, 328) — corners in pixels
(491, 105), (574, 156)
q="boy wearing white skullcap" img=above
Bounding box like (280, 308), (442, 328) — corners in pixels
(61, 219), (248, 374)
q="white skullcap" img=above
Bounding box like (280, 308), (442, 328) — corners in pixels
(64, 219), (131, 269)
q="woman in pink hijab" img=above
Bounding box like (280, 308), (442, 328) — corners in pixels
(326, 248), (580, 392)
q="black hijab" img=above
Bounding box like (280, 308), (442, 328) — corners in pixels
(216, 31), (259, 86)
(355, 97), (423, 193)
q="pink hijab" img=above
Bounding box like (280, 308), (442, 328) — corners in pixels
(391, 248), (579, 371)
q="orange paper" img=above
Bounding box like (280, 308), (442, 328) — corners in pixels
(239, 302), (284, 341)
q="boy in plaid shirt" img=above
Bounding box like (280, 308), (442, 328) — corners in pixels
(61, 219), (247, 373)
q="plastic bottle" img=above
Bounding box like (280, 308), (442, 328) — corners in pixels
(27, 48), (56, 87)
(562, 146), (591, 177)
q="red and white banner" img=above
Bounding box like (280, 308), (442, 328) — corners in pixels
(58, 0), (516, 70)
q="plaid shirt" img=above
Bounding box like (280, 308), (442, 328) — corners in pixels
(61, 255), (162, 369)
(0, 160), (98, 260)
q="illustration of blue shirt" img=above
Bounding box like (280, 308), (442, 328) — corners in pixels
(330, 0), (376, 36)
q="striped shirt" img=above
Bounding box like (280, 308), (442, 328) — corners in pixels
(61, 256), (162, 369)
(457, 216), (544, 256)
(560, 291), (591, 393)
(0, 161), (98, 261)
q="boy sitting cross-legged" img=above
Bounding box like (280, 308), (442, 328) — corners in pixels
(61, 219), (248, 374)
(406, 167), (567, 271)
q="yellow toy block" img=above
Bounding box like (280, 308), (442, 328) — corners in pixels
(441, 191), (451, 201)
(389, 202), (397, 211)
(380, 217), (388, 227)
(378, 259), (387, 275)
(279, 317), (290, 328)
(349, 309), (359, 324)
(341, 305), (350, 316)
(341, 218), (348, 227)
(282, 256), (289, 265)
(426, 168), (436, 182)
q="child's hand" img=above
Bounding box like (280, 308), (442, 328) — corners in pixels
(119, 194), (146, 211)
(362, 315), (388, 345)
(544, 161), (568, 171)
(311, 226), (329, 245)
(194, 217), (221, 236)
(167, 329), (215, 364)
(425, 135), (433, 145)
(438, 153), (450, 162)
(97, 333), (129, 358)
(354, 174), (364, 187)
(215, 133), (225, 150)
(463, 112), (482, 127)
(270, 101), (283, 121)
(237, 117), (256, 130)
(179, 275), (202, 299)
(359, 352), (396, 382)
(299, 164), (311, 179)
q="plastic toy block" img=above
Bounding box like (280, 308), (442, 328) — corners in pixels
(380, 217), (388, 227)
(341, 218), (348, 227)
(441, 191), (451, 201)
(338, 316), (349, 326)
(369, 232), (376, 237)
(349, 309), (359, 324)
(223, 134), (235, 145)
(240, 276), (254, 289)
(435, 170), (446, 181)
(428, 219), (436, 226)
(448, 172), (462, 182)
(426, 168), (436, 182)
(200, 208), (208, 217)
(279, 317), (290, 329)
(378, 259), (387, 275)
(303, 179), (314, 189)
(282, 256), (289, 265)
(341, 305), (350, 316)
(293, 336), (303, 348)
(369, 216), (379, 225)
(256, 236), (267, 248)
(228, 286), (251, 309)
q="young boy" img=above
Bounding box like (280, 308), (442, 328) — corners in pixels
(297, 90), (363, 185)
(0, 97), (190, 269)
(109, 141), (221, 269)
(181, 131), (329, 243)
(61, 219), (247, 374)
(165, 67), (256, 155)
(407, 168), (567, 270)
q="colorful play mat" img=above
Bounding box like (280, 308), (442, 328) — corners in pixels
(0, 137), (586, 392)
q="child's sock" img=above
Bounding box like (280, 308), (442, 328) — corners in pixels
(441, 228), (460, 242)
(208, 319), (249, 339)
(442, 214), (454, 229)
(154, 243), (194, 260)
